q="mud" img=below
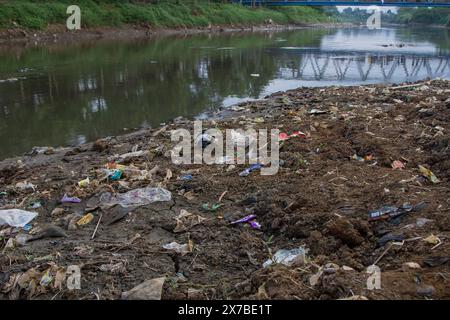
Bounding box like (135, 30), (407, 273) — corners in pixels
(0, 23), (353, 46)
(0, 79), (449, 300)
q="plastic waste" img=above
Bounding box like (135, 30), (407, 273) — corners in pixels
(239, 164), (262, 177)
(352, 154), (364, 162)
(173, 209), (206, 233)
(352, 154), (373, 162)
(162, 241), (193, 255)
(99, 262), (125, 274)
(403, 262), (421, 269)
(118, 165), (152, 181)
(108, 169), (122, 181)
(29, 146), (54, 155)
(61, 194), (81, 203)
(30, 202), (42, 209)
(195, 133), (214, 149)
(39, 270), (53, 286)
(201, 203), (222, 212)
(279, 131), (306, 141)
(231, 214), (256, 224)
(121, 277), (166, 300)
(0, 209), (38, 227)
(230, 105), (246, 112)
(416, 218), (433, 227)
(98, 186), (171, 208)
(77, 213), (94, 226)
(377, 233), (405, 246)
(231, 214), (261, 230)
(263, 247), (308, 268)
(309, 109), (327, 114)
(249, 220), (261, 229)
(368, 202), (425, 222)
(106, 162), (126, 170)
(391, 160), (405, 170)
(15, 181), (36, 191)
(180, 174), (193, 181)
(118, 150), (148, 161)
(423, 234), (440, 245)
(418, 165), (440, 183)
(78, 178), (90, 188)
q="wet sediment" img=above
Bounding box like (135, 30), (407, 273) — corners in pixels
(0, 79), (449, 300)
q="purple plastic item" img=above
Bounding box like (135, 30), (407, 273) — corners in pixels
(249, 220), (261, 229)
(61, 194), (81, 203)
(231, 214), (257, 225)
(231, 215), (261, 229)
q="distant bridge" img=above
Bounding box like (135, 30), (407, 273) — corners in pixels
(234, 0), (450, 7)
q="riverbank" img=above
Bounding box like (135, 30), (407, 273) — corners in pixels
(0, 22), (355, 45)
(0, 79), (449, 300)
(0, 1), (335, 43)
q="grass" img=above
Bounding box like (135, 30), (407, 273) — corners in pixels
(0, 0), (333, 30)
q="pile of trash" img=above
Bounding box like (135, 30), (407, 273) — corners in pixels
(0, 79), (449, 300)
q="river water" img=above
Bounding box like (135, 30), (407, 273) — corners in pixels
(0, 27), (449, 159)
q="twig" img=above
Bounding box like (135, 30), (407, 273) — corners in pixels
(91, 213), (102, 240)
(373, 244), (391, 265)
(390, 81), (432, 90)
(18, 195), (31, 207)
(51, 290), (64, 300)
(187, 252), (199, 271)
(431, 241), (443, 250)
(218, 190), (228, 203)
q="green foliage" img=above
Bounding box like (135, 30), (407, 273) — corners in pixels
(274, 6), (336, 24)
(334, 7), (449, 26)
(396, 8), (450, 25)
(334, 7), (397, 24)
(0, 0), (330, 30)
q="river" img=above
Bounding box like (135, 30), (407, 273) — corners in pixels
(0, 26), (449, 159)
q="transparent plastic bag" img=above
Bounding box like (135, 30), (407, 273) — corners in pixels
(99, 187), (171, 208)
(0, 209), (38, 227)
(263, 247), (308, 268)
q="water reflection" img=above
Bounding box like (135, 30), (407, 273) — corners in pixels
(0, 27), (449, 159)
(270, 53), (450, 81)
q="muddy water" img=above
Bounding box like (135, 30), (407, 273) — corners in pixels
(0, 27), (449, 159)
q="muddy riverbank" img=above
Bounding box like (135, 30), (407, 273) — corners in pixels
(0, 79), (449, 300)
(0, 22), (354, 45)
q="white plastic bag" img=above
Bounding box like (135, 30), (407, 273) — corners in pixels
(263, 247), (308, 268)
(0, 209), (38, 227)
